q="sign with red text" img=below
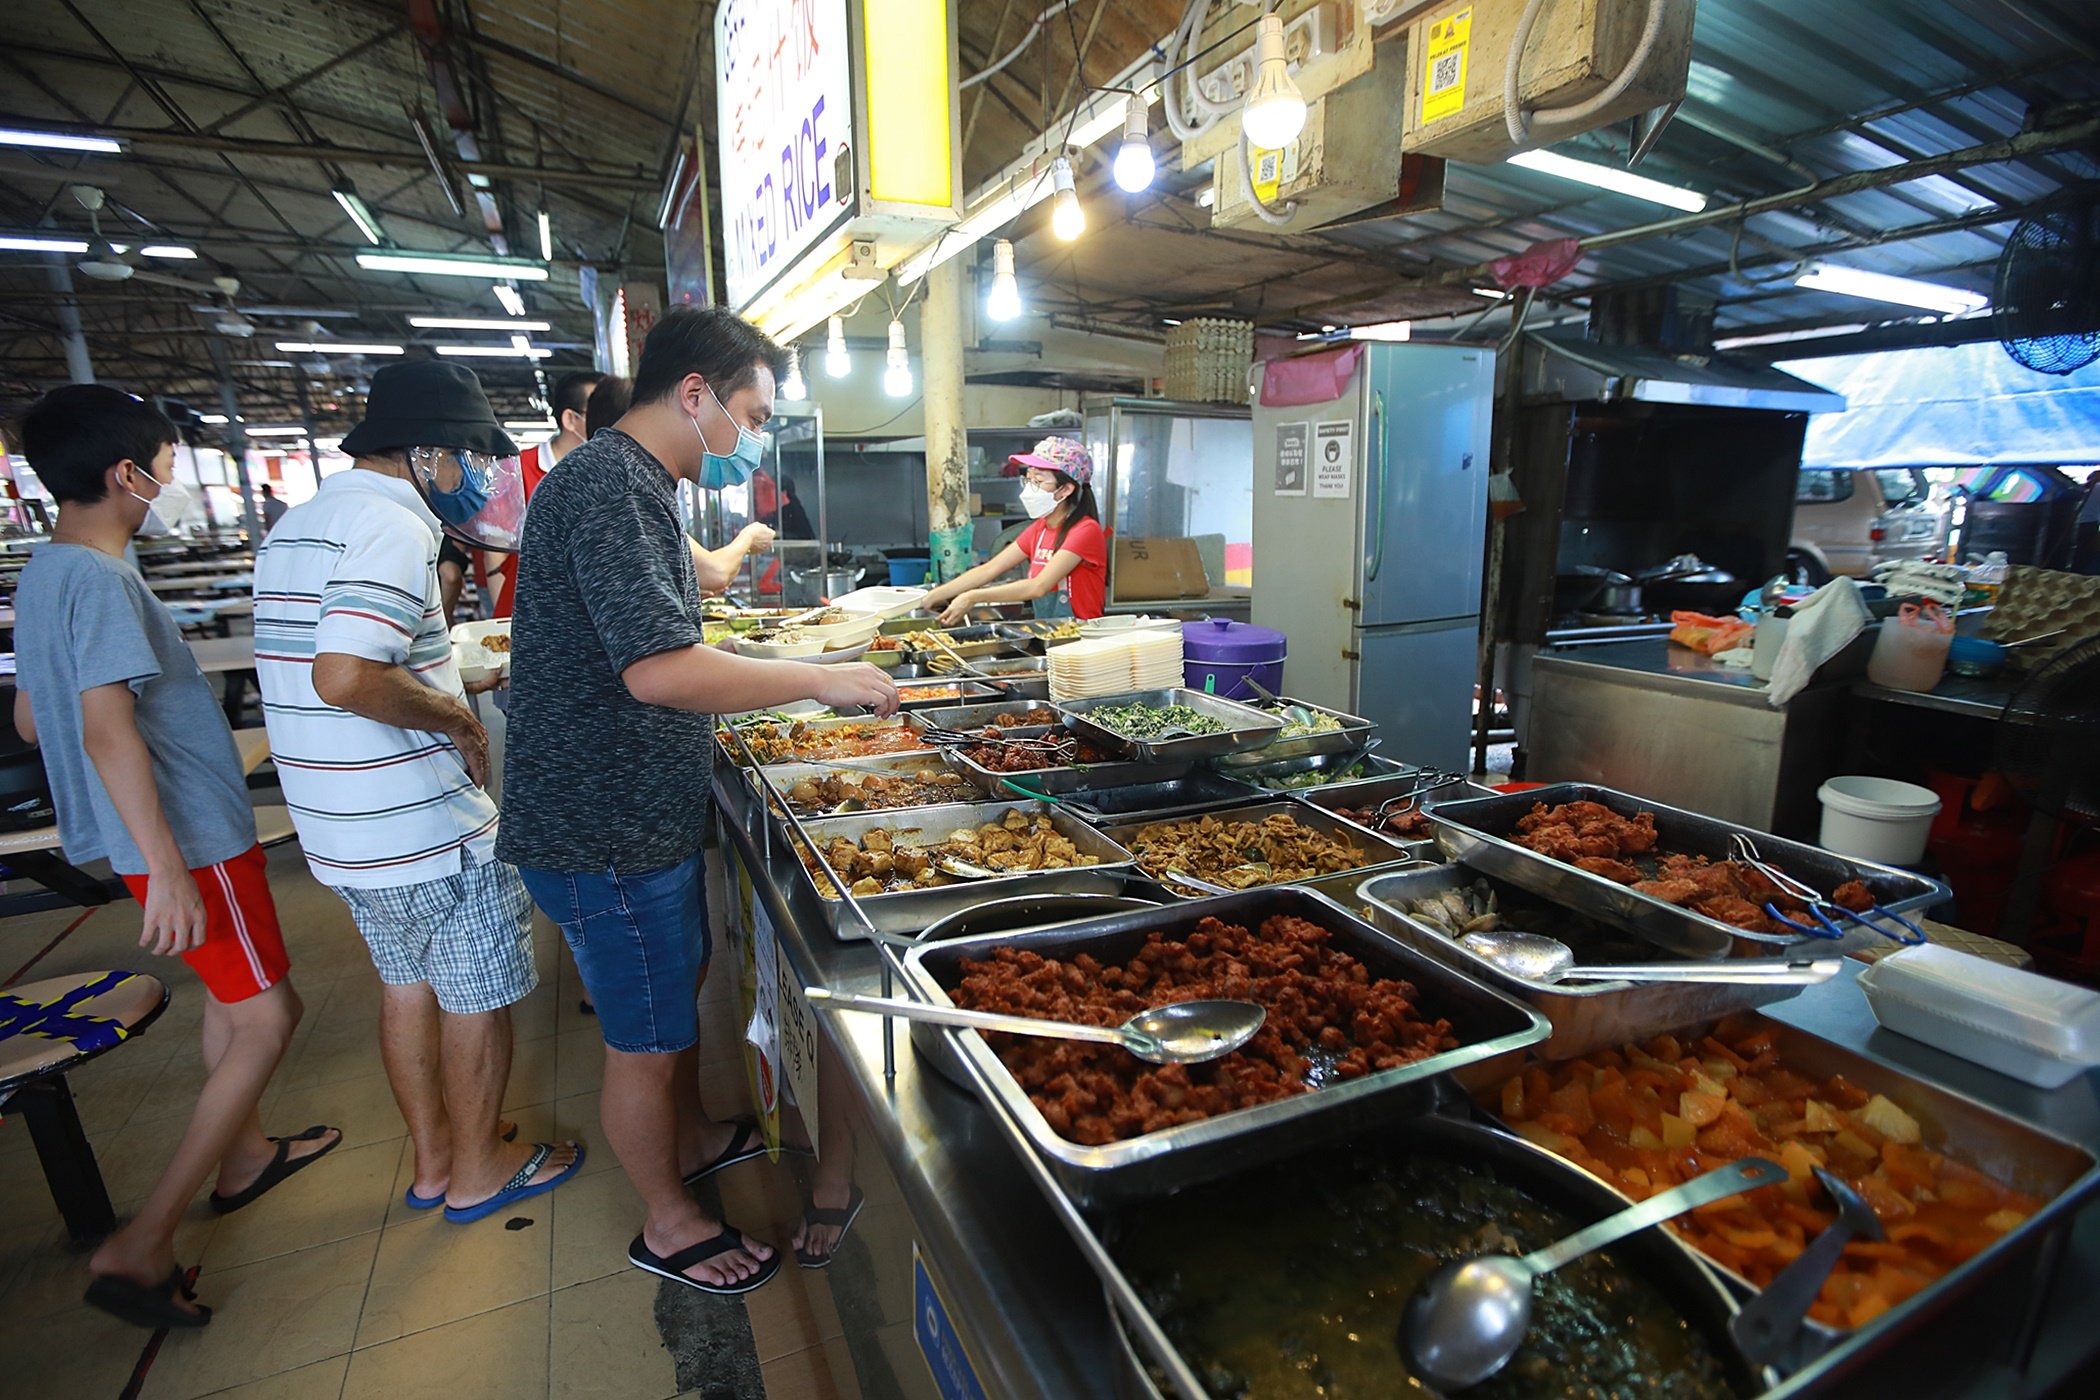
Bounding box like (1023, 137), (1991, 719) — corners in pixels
(715, 0), (855, 310)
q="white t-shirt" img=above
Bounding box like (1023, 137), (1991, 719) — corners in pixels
(254, 469), (499, 888)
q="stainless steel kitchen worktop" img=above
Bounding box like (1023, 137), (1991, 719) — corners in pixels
(1535, 637), (1774, 704)
(710, 765), (2100, 1399)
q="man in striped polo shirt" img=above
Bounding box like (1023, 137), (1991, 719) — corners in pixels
(255, 362), (583, 1224)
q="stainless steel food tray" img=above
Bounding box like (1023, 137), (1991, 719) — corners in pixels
(877, 619), (1015, 659)
(1297, 772), (1468, 847)
(1210, 696), (1376, 768)
(891, 680), (1002, 711)
(1227, 747), (1414, 792)
(741, 752), (980, 817)
(907, 700), (1068, 733)
(898, 887), (1550, 1205)
(1099, 1114), (1759, 1400)
(1057, 770), (1263, 822)
(938, 729), (1192, 798)
(1055, 688), (1283, 763)
(1429, 783), (1949, 959)
(1357, 865), (1812, 1060)
(789, 799), (1137, 939)
(717, 712), (932, 766)
(1471, 1011), (2099, 1378)
(1101, 799), (1423, 898)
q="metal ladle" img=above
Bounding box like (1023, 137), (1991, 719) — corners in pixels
(1730, 1168), (1885, 1367)
(804, 989), (1265, 1065)
(1404, 1156), (1789, 1390)
(1457, 929), (1844, 986)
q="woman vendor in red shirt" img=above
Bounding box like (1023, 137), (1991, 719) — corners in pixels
(921, 436), (1108, 624)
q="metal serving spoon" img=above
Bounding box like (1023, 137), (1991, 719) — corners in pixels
(803, 989), (1265, 1065)
(1730, 1168), (1884, 1368)
(1404, 1156), (1789, 1390)
(1457, 929), (1843, 986)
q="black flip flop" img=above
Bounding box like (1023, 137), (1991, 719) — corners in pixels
(794, 1185), (865, 1270)
(681, 1117), (771, 1185)
(84, 1267), (212, 1330)
(629, 1227), (781, 1296)
(208, 1124), (342, 1215)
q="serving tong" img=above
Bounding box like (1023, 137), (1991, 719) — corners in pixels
(919, 726), (1078, 764)
(1370, 770), (1467, 825)
(1728, 834), (1926, 945)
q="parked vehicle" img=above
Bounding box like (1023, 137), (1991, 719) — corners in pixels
(1788, 466), (1950, 582)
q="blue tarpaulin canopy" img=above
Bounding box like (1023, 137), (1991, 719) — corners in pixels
(1781, 343), (2100, 469)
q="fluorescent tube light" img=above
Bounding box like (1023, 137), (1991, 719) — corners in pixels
(504, 419), (557, 431)
(1351, 321), (1413, 341)
(0, 128), (120, 154)
(1712, 323), (1872, 350)
(538, 210), (553, 262)
(244, 426), (310, 438)
(409, 316), (552, 331)
(356, 251), (549, 280)
(0, 235), (91, 254)
(1506, 149), (1708, 212)
(332, 184), (384, 246)
(274, 341), (404, 355)
(139, 245), (197, 259)
(1792, 264), (1988, 315)
(492, 284), (527, 316)
(199, 414), (231, 424)
(434, 344), (553, 359)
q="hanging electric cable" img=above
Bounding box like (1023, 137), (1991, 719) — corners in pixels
(960, 1), (1081, 90)
(1505, 0), (1669, 146)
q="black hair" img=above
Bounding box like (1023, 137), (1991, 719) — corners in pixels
(19, 384), (178, 506)
(551, 370), (603, 422)
(584, 375), (632, 439)
(632, 304), (789, 406)
(1047, 472), (1100, 552)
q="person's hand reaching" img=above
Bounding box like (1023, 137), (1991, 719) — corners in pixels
(812, 663), (900, 718)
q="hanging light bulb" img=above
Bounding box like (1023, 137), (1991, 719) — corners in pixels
(1241, 14), (1307, 150)
(986, 239), (1023, 322)
(825, 315), (851, 377)
(884, 318), (912, 397)
(780, 346), (808, 400)
(1050, 157), (1085, 241)
(1112, 94), (1155, 193)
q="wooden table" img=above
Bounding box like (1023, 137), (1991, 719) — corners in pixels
(146, 573), (250, 596)
(187, 635), (257, 721)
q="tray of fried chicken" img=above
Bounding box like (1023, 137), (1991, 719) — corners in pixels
(1426, 783), (1948, 959)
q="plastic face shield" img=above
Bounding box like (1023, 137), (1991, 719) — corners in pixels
(406, 446), (526, 553)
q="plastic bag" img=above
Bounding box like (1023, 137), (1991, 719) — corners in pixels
(1669, 610), (1754, 655)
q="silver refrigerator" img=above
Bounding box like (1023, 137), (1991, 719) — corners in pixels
(1251, 343), (1494, 773)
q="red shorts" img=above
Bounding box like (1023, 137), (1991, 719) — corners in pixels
(120, 844), (290, 1004)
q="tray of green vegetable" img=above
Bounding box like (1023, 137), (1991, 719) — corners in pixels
(1054, 688), (1283, 763)
(1213, 695), (1375, 768)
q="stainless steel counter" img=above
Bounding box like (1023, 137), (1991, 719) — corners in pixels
(1852, 672), (2017, 720)
(711, 765), (2100, 1399)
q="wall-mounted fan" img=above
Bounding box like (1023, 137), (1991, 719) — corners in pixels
(1995, 197), (2100, 376)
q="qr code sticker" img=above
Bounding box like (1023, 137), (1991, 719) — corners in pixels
(1257, 151), (1282, 181)
(1430, 51), (1462, 95)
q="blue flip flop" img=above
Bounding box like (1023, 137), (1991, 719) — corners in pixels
(442, 1141), (586, 1224)
(404, 1123), (520, 1209)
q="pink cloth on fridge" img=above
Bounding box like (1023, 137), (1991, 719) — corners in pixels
(1257, 344), (1363, 407)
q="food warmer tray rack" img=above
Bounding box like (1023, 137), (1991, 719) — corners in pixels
(1055, 688), (1283, 764)
(1470, 1011), (2099, 1379)
(1356, 865), (1812, 1061)
(1428, 783), (1948, 960)
(1209, 695), (1376, 767)
(898, 886), (1549, 1206)
(789, 798), (1138, 940)
(1098, 1113), (1764, 1400)
(1099, 799), (1426, 898)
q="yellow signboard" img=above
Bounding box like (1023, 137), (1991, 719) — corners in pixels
(1420, 8), (1472, 125)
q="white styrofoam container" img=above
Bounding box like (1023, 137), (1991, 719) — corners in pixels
(450, 618), (511, 683)
(1856, 944), (2100, 1089)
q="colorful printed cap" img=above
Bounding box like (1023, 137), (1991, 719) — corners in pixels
(1009, 435), (1093, 485)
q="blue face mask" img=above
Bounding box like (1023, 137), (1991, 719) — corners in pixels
(691, 382), (765, 490)
(418, 448), (490, 526)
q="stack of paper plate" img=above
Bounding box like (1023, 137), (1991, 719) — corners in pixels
(1048, 628), (1184, 701)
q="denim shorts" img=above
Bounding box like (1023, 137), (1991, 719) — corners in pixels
(518, 853), (710, 1054)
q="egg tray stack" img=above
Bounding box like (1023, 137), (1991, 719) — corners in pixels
(1982, 566), (2100, 670)
(1164, 318), (1255, 405)
(1048, 629), (1184, 701)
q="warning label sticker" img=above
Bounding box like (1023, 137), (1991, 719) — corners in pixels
(1421, 8), (1471, 125)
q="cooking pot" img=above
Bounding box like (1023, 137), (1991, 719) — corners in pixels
(1552, 565), (1637, 616)
(1638, 555), (1741, 615)
(787, 566), (865, 601)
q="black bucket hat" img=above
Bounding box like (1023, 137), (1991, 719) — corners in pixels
(338, 360), (519, 458)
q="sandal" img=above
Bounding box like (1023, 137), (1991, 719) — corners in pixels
(629, 1226), (780, 1296)
(681, 1117), (773, 1185)
(208, 1125), (342, 1215)
(794, 1185), (865, 1270)
(442, 1141), (586, 1223)
(403, 1121), (520, 1210)
(84, 1267), (211, 1330)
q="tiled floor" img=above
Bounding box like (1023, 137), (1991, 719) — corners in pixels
(0, 843), (920, 1400)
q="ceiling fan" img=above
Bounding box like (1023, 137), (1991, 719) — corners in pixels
(70, 185), (249, 333)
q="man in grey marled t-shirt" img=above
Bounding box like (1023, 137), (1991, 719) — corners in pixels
(501, 306), (894, 1298)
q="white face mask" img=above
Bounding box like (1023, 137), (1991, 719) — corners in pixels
(127, 473), (194, 535)
(1020, 483), (1061, 519)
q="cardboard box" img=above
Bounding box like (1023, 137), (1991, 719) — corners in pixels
(1113, 537), (1210, 601)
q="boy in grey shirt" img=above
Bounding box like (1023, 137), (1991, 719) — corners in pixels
(12, 386), (339, 1329)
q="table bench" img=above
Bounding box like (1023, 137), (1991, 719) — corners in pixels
(0, 970), (168, 1242)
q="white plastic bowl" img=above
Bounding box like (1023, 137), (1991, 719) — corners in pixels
(1817, 775), (1941, 865)
(736, 634), (827, 660)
